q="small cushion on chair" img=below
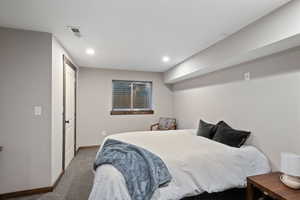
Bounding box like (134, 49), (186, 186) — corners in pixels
(158, 118), (176, 130)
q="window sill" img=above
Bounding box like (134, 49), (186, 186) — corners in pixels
(111, 110), (154, 115)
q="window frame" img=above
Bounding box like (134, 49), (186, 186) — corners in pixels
(111, 80), (154, 115)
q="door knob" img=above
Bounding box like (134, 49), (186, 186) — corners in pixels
(65, 120), (70, 124)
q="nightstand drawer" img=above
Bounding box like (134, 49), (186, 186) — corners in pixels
(247, 172), (300, 200)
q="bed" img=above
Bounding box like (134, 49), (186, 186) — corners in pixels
(89, 129), (270, 200)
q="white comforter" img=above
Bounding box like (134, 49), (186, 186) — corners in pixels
(89, 130), (270, 200)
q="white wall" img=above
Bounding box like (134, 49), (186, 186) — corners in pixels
(0, 28), (52, 193)
(51, 37), (76, 185)
(165, 0), (300, 83)
(78, 68), (173, 147)
(172, 47), (300, 170)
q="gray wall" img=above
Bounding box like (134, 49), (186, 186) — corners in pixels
(78, 68), (173, 147)
(172, 47), (300, 170)
(0, 28), (52, 193)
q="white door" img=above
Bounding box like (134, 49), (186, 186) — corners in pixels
(64, 63), (76, 169)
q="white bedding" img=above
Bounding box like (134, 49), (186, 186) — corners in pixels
(89, 130), (270, 200)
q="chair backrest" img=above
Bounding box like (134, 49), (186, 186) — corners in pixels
(158, 117), (176, 130)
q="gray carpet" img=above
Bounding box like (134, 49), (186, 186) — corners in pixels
(9, 148), (97, 200)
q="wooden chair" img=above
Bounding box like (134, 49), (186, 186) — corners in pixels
(150, 117), (177, 131)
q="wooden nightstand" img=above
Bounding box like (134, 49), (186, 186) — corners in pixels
(247, 172), (300, 200)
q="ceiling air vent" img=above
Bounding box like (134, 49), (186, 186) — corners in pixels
(67, 26), (81, 38)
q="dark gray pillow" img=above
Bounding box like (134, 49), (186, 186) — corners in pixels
(216, 121), (231, 129)
(197, 120), (232, 139)
(213, 125), (251, 148)
(197, 120), (218, 139)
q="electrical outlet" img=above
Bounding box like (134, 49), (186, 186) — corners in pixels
(244, 72), (250, 81)
(101, 131), (107, 136)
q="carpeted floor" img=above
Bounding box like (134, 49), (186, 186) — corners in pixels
(9, 148), (98, 200)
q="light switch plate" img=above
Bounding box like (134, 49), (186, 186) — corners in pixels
(34, 106), (42, 116)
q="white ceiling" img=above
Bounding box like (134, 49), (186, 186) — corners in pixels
(0, 0), (291, 72)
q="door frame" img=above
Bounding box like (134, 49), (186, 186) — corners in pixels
(62, 55), (77, 171)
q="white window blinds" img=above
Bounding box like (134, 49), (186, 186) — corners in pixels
(112, 80), (152, 110)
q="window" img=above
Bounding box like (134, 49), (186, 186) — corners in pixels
(111, 80), (153, 115)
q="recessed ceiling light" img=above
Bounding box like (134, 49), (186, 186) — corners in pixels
(162, 56), (170, 63)
(86, 48), (95, 55)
